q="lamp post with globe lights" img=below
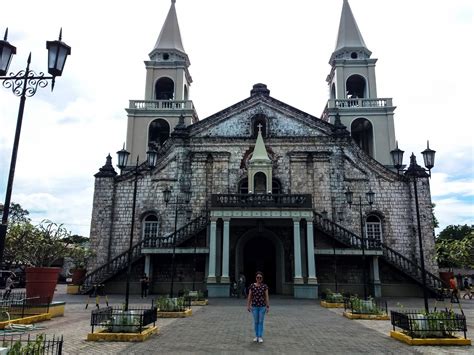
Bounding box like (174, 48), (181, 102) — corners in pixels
(116, 146), (158, 311)
(0, 28), (71, 265)
(390, 141), (436, 313)
(345, 187), (375, 299)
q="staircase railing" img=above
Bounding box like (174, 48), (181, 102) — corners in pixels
(313, 211), (380, 250)
(80, 212), (209, 294)
(313, 211), (444, 294)
(381, 243), (445, 293)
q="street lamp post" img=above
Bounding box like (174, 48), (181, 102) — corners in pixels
(345, 187), (375, 299)
(116, 146), (158, 311)
(163, 186), (191, 298)
(0, 28), (71, 265)
(390, 141), (436, 313)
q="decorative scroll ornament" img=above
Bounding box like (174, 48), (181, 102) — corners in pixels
(2, 70), (49, 97)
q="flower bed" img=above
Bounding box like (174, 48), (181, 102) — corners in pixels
(156, 297), (192, 318)
(1, 334), (63, 354)
(343, 297), (389, 320)
(321, 292), (345, 308)
(390, 310), (471, 345)
(88, 306), (158, 341)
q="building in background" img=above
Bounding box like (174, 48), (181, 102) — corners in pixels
(86, 0), (438, 298)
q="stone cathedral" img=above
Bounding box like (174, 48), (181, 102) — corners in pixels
(86, 0), (440, 298)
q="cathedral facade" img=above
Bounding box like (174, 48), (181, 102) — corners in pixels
(86, 0), (440, 298)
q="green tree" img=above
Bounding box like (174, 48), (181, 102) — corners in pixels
(0, 202), (30, 225)
(438, 224), (473, 241)
(436, 226), (474, 269)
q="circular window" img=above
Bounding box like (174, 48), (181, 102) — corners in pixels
(163, 53), (170, 60)
(350, 52), (358, 59)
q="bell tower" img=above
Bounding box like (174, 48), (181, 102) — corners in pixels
(125, 0), (198, 162)
(323, 0), (396, 167)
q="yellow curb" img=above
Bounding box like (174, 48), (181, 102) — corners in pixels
(390, 330), (471, 346)
(157, 308), (193, 318)
(67, 285), (80, 294)
(343, 311), (390, 320)
(86, 325), (158, 342)
(9, 302), (65, 318)
(320, 301), (344, 308)
(191, 300), (208, 306)
(0, 313), (52, 329)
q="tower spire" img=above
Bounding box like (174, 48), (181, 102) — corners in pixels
(330, 0), (371, 63)
(150, 0), (187, 61)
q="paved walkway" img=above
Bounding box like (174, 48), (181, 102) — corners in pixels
(9, 285), (474, 354)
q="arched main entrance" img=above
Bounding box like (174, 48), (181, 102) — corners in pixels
(243, 238), (276, 293)
(235, 227), (284, 295)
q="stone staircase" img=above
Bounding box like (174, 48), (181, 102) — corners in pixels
(80, 209), (444, 296)
(79, 212), (209, 294)
(313, 211), (445, 295)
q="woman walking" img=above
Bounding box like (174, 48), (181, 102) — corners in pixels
(247, 271), (270, 343)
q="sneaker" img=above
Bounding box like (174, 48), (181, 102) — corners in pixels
(258, 337), (263, 343)
(253, 337), (258, 342)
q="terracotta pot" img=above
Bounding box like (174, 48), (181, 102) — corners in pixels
(26, 267), (61, 301)
(439, 271), (454, 288)
(71, 268), (86, 285)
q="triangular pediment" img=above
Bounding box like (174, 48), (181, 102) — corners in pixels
(189, 94), (333, 138)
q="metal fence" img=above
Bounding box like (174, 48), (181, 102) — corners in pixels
(391, 310), (468, 339)
(344, 298), (388, 315)
(90, 306), (157, 333)
(0, 296), (51, 319)
(0, 290), (26, 302)
(1, 334), (63, 354)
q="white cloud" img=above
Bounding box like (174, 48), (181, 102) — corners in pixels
(1, 0), (473, 236)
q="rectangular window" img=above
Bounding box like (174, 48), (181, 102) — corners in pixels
(366, 222), (382, 248)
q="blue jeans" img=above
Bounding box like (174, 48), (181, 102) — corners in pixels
(252, 306), (266, 337)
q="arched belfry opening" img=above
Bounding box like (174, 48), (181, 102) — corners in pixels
(155, 77), (174, 100)
(351, 117), (373, 157)
(346, 74), (366, 98)
(330, 84), (336, 99)
(148, 119), (170, 147)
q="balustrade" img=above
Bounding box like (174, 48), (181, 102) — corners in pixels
(129, 99), (194, 110)
(211, 194), (312, 208)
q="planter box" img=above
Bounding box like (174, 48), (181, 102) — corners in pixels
(0, 313), (52, 329)
(320, 300), (344, 308)
(191, 300), (208, 306)
(391, 310), (469, 342)
(87, 325), (158, 342)
(390, 331), (471, 346)
(157, 309), (192, 318)
(343, 311), (389, 320)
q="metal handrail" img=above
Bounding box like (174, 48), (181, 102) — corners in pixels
(81, 211), (209, 293)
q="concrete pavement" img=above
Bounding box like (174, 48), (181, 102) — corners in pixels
(9, 285), (474, 354)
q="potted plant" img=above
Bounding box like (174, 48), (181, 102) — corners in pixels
(19, 221), (72, 300)
(68, 245), (95, 285)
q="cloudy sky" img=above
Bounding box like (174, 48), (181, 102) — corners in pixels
(1, 0), (473, 237)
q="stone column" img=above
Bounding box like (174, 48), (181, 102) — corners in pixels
(293, 219), (303, 284)
(371, 256), (382, 297)
(221, 219), (230, 283)
(207, 219), (217, 283)
(306, 221), (317, 284)
(144, 254), (152, 278)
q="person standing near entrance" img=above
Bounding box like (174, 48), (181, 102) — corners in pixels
(140, 273), (150, 298)
(247, 271), (270, 343)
